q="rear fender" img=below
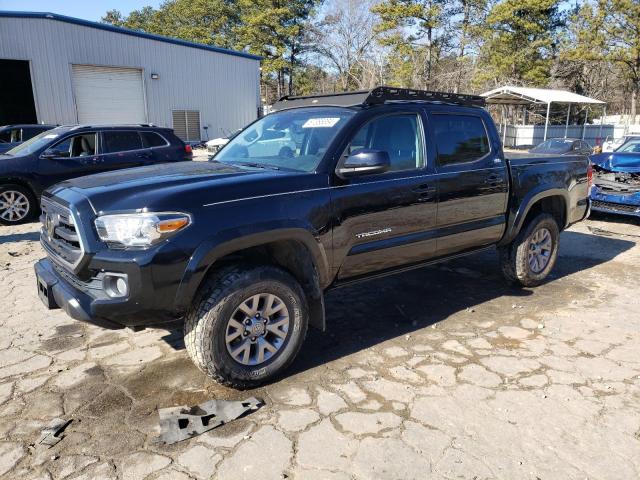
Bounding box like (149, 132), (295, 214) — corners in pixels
(499, 187), (569, 246)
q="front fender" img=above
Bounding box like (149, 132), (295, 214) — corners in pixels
(174, 226), (330, 312)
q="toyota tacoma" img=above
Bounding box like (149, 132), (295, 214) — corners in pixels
(35, 87), (591, 388)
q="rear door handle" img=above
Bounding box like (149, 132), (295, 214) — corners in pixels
(412, 184), (436, 202)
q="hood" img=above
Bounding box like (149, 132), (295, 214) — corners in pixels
(0, 153), (34, 171)
(48, 160), (305, 213)
(0, 143), (17, 154)
(590, 152), (640, 173)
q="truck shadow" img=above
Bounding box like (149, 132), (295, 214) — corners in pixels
(160, 230), (635, 380)
(287, 230), (635, 378)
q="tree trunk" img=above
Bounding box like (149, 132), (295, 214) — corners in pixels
(632, 86), (638, 123)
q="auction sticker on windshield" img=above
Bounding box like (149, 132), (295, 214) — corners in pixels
(302, 118), (341, 128)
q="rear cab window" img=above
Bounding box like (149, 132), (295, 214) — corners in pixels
(431, 114), (490, 167)
(102, 131), (143, 154)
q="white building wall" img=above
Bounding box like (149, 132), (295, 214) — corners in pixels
(0, 16), (260, 140)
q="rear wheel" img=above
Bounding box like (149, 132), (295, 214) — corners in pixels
(184, 265), (308, 389)
(499, 213), (560, 287)
(0, 184), (36, 226)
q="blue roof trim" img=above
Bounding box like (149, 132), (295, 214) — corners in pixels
(0, 10), (262, 61)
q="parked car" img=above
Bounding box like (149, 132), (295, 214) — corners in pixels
(601, 134), (640, 153)
(34, 87), (591, 388)
(0, 124), (192, 225)
(205, 130), (241, 153)
(590, 138), (640, 217)
(0, 124), (56, 153)
(529, 138), (593, 156)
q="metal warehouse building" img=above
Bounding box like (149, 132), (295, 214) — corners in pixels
(0, 11), (261, 141)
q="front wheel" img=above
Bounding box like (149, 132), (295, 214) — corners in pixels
(184, 265), (308, 389)
(0, 184), (37, 226)
(498, 213), (560, 287)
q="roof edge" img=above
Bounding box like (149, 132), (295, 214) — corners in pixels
(0, 10), (262, 61)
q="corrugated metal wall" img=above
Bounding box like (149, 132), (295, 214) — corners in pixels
(0, 16), (260, 140)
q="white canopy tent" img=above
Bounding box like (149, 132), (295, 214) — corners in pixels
(481, 86), (606, 142)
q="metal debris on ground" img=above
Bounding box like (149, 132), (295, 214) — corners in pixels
(157, 397), (263, 445)
(37, 418), (72, 448)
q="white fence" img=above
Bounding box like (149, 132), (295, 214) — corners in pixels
(497, 124), (626, 148)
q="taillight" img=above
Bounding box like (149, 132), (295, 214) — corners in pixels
(587, 162), (593, 188)
(184, 144), (192, 154)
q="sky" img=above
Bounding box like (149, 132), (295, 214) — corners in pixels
(0, 0), (162, 21)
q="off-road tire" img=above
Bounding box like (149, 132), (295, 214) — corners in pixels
(0, 184), (37, 226)
(184, 264), (308, 389)
(498, 213), (560, 287)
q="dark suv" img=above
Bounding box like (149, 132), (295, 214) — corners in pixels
(0, 124), (56, 154)
(0, 124), (192, 225)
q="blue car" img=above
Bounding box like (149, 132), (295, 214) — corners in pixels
(590, 138), (640, 217)
(0, 124), (56, 153)
(0, 124), (192, 225)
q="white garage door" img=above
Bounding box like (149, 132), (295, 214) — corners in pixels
(71, 65), (146, 124)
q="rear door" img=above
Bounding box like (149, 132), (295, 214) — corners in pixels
(430, 111), (509, 256)
(332, 109), (439, 279)
(100, 130), (155, 169)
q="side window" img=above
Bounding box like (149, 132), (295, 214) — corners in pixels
(432, 114), (490, 166)
(141, 132), (169, 148)
(9, 129), (21, 143)
(345, 114), (424, 172)
(103, 131), (143, 154)
(50, 133), (96, 157)
(22, 128), (40, 141)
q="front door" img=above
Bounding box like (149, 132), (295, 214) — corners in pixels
(331, 110), (438, 279)
(36, 132), (102, 189)
(429, 112), (509, 257)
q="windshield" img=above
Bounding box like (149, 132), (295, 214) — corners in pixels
(617, 139), (640, 153)
(530, 139), (573, 154)
(5, 129), (64, 157)
(214, 108), (355, 172)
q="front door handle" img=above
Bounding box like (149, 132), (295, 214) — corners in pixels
(484, 174), (504, 184)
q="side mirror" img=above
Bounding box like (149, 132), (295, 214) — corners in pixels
(337, 149), (390, 178)
(41, 148), (69, 159)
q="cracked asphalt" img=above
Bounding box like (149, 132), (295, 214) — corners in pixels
(1, 213), (639, 480)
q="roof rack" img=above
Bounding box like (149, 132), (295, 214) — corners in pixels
(68, 123), (156, 130)
(272, 86), (486, 110)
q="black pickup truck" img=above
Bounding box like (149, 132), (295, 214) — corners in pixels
(35, 87), (591, 388)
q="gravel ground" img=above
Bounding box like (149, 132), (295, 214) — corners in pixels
(0, 213), (639, 479)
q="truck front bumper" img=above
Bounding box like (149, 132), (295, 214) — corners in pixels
(34, 258), (181, 329)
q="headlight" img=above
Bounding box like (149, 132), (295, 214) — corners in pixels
(94, 212), (191, 248)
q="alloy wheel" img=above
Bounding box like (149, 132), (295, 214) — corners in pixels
(225, 293), (290, 366)
(0, 190), (30, 222)
(528, 227), (552, 274)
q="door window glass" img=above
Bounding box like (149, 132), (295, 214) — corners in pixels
(141, 132), (168, 148)
(432, 114), (490, 165)
(346, 114), (424, 172)
(103, 131), (143, 153)
(50, 133), (96, 157)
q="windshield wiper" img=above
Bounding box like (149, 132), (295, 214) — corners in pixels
(232, 161), (280, 171)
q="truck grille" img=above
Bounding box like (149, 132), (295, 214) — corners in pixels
(40, 198), (84, 268)
(592, 200), (639, 214)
